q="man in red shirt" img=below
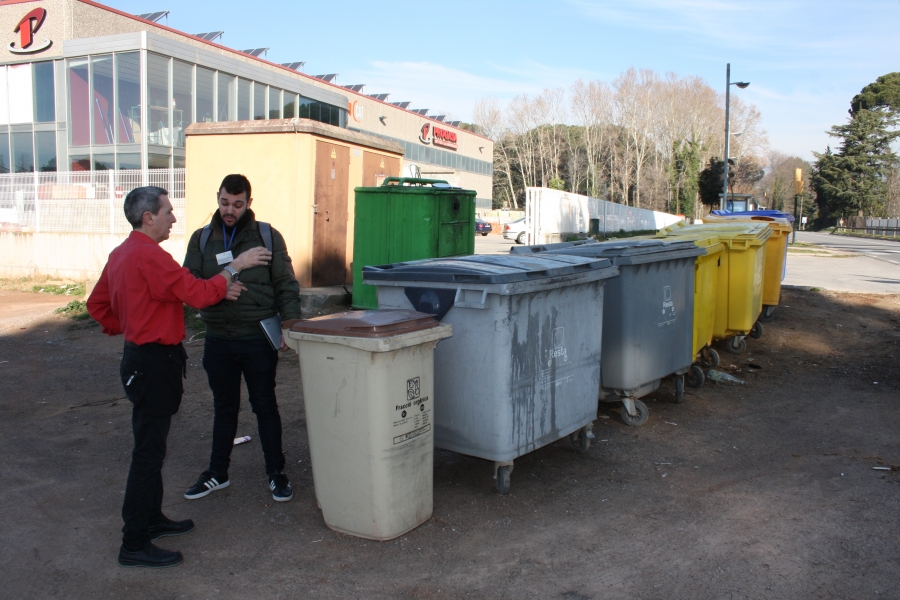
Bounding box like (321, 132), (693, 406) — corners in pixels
(88, 186), (270, 569)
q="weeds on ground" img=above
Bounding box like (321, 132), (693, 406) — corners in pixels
(55, 300), (92, 320)
(33, 283), (86, 296)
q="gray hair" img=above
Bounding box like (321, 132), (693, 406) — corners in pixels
(123, 186), (168, 228)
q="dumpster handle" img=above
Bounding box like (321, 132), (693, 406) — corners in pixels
(453, 288), (489, 310)
(381, 177), (450, 187)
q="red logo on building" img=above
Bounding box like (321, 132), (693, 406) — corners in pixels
(10, 8), (52, 54)
(432, 126), (458, 150)
(419, 123), (431, 145)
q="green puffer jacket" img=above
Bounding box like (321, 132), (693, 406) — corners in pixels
(184, 209), (301, 339)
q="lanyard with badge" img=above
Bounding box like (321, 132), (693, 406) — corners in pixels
(216, 224), (236, 265)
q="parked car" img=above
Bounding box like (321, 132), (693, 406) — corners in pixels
(475, 218), (492, 236)
(502, 217), (527, 244)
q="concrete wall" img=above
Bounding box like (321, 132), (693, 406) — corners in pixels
(0, 230), (185, 278)
(184, 119), (403, 288)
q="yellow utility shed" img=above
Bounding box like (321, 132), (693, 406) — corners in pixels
(185, 119), (403, 287)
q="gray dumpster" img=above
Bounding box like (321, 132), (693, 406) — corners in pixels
(513, 239), (703, 426)
(363, 254), (619, 494)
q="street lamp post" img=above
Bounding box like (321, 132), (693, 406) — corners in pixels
(721, 63), (749, 211)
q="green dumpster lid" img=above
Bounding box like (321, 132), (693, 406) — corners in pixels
(362, 254), (616, 285)
(290, 309), (440, 338)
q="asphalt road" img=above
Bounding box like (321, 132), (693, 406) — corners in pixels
(474, 233), (520, 255)
(794, 231), (900, 265)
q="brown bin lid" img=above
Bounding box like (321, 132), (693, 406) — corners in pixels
(290, 309), (440, 338)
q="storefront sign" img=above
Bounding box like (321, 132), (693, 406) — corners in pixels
(9, 8), (52, 54)
(418, 123), (458, 150)
(348, 100), (363, 123)
(432, 125), (457, 150)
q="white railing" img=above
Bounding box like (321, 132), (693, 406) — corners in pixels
(0, 169), (185, 235)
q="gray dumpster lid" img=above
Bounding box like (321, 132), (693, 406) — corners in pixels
(518, 238), (704, 266)
(362, 253), (616, 284)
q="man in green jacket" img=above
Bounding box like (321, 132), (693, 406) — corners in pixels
(182, 174), (301, 502)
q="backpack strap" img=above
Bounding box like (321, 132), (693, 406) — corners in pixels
(258, 221), (273, 253)
(199, 224), (212, 253)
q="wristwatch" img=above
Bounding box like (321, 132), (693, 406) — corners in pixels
(223, 265), (239, 281)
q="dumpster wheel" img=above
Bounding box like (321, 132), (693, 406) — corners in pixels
(759, 305), (776, 322)
(686, 365), (705, 389)
(621, 399), (649, 427)
(699, 347), (719, 369)
(750, 321), (763, 339)
(725, 335), (747, 355)
(569, 425), (594, 454)
(495, 465), (512, 495)
(674, 374), (686, 404)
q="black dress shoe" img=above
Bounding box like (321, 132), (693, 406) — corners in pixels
(148, 516), (195, 540)
(118, 542), (183, 568)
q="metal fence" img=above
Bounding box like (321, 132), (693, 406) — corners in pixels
(839, 216), (900, 237)
(0, 169), (186, 235)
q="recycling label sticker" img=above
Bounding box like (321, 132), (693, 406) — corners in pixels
(393, 376), (430, 445)
(658, 285), (676, 327)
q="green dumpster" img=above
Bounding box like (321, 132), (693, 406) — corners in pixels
(352, 178), (477, 309)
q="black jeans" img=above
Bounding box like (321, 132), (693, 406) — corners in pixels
(203, 336), (285, 477)
(119, 342), (186, 550)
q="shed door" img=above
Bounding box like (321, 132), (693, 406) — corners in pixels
(313, 141), (350, 286)
(362, 151), (400, 187)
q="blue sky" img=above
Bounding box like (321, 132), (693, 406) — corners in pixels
(111, 0), (899, 161)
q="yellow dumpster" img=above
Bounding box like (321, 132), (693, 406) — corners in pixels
(655, 232), (723, 373)
(657, 222), (771, 354)
(701, 214), (792, 321)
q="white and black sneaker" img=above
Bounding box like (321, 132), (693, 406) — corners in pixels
(184, 471), (230, 500)
(269, 473), (293, 502)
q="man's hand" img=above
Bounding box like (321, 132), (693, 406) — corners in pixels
(231, 247), (272, 271)
(225, 281), (246, 301)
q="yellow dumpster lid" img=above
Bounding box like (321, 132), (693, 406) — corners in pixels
(702, 214), (793, 232)
(659, 222), (773, 247)
(655, 232), (724, 256)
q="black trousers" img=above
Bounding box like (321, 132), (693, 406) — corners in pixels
(119, 341), (186, 550)
(203, 336), (285, 477)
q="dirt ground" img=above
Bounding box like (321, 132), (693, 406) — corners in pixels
(1, 288), (899, 599)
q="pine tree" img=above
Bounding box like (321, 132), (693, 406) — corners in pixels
(813, 110), (899, 217)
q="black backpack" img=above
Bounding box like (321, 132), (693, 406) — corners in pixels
(199, 221), (273, 254)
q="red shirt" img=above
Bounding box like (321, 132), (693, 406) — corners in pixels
(88, 231), (227, 345)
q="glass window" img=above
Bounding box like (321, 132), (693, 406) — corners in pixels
(35, 131), (55, 171)
(0, 133), (9, 173)
(0, 67), (7, 126)
(237, 78), (250, 121)
(116, 52), (141, 144)
(11, 132), (33, 172)
(93, 153), (114, 170)
(196, 67), (214, 123)
(217, 73), (234, 121)
(253, 82), (265, 120)
(91, 55), (114, 144)
(148, 152), (169, 169)
(70, 154), (90, 171)
(283, 92), (296, 118)
(33, 62), (54, 123)
(8, 63), (33, 124)
(147, 53), (170, 146)
(298, 97), (311, 119)
(268, 87), (281, 119)
(68, 59), (91, 145)
(173, 155), (185, 168)
(173, 61), (192, 147)
(117, 152), (141, 169)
